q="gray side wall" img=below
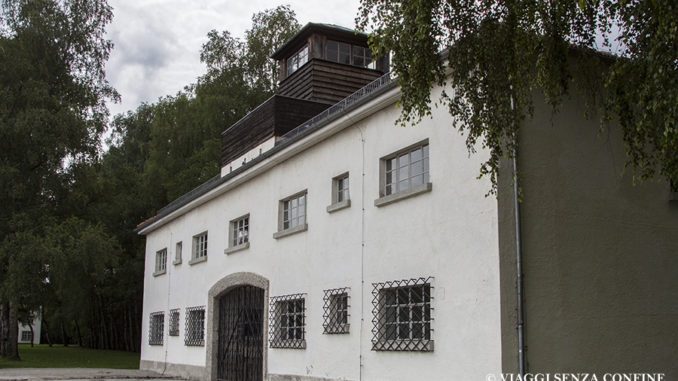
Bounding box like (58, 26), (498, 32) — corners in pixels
(498, 92), (678, 377)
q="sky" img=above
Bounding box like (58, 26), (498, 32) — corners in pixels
(105, 0), (362, 118)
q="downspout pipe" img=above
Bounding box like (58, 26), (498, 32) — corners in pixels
(510, 92), (526, 376)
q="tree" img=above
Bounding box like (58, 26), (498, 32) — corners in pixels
(0, 0), (116, 359)
(357, 0), (677, 192)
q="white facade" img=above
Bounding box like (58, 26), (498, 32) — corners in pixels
(18, 313), (41, 345)
(139, 83), (502, 380)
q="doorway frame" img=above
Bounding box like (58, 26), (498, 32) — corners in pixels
(206, 272), (269, 381)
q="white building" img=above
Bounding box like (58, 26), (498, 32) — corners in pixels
(136, 23), (678, 381)
(136, 24), (501, 381)
(18, 313), (41, 345)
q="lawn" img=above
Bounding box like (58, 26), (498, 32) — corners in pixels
(0, 344), (140, 369)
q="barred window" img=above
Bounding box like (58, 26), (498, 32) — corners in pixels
(169, 309), (180, 336)
(154, 248), (167, 275)
(185, 306), (205, 346)
(372, 277), (434, 351)
(149, 311), (164, 345)
(280, 192), (306, 231)
(323, 288), (350, 334)
(383, 142), (429, 196)
(21, 331), (32, 342)
(191, 232), (208, 263)
(230, 215), (249, 247)
(269, 294), (306, 349)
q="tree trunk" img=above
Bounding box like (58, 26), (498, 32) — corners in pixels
(43, 317), (52, 347)
(28, 323), (34, 347)
(6, 302), (20, 360)
(60, 320), (68, 347)
(0, 302), (8, 356)
(74, 320), (82, 347)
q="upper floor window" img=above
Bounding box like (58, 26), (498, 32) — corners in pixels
(326, 40), (374, 69)
(190, 232), (208, 264)
(287, 45), (309, 76)
(327, 173), (351, 213)
(274, 191), (308, 239)
(226, 214), (250, 254)
(154, 248), (167, 276)
(384, 142), (429, 196)
(174, 242), (182, 265)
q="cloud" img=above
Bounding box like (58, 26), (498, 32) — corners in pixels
(104, 0), (361, 118)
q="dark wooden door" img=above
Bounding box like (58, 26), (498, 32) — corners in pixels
(217, 285), (264, 381)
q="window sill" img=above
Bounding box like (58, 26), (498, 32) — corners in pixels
(323, 324), (350, 334)
(188, 256), (207, 265)
(374, 182), (432, 207)
(152, 269), (166, 277)
(270, 339), (306, 349)
(224, 241), (250, 255)
(372, 339), (434, 352)
(149, 342), (163, 346)
(327, 199), (351, 213)
(173, 259), (182, 266)
(273, 223), (308, 239)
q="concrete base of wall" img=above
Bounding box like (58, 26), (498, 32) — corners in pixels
(140, 359), (205, 380)
(269, 374), (354, 381)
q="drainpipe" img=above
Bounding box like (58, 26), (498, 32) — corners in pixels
(510, 91), (526, 376)
(357, 125), (366, 381)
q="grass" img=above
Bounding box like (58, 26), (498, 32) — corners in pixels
(0, 344), (140, 369)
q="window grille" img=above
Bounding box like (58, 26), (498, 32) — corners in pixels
(169, 309), (180, 336)
(281, 193), (306, 230)
(269, 294), (306, 349)
(21, 331), (32, 342)
(149, 311), (164, 345)
(287, 45), (308, 76)
(193, 232), (208, 260)
(323, 288), (350, 334)
(155, 248), (167, 273)
(371, 277), (434, 351)
(231, 215), (249, 247)
(185, 306), (205, 346)
(383, 143), (429, 196)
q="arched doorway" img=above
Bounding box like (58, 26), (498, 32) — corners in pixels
(216, 285), (264, 381)
(206, 272), (268, 381)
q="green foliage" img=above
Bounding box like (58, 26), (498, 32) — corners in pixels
(358, 0), (677, 191)
(0, 344), (139, 369)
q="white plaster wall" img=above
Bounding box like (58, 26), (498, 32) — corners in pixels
(140, 84), (502, 380)
(220, 137), (277, 177)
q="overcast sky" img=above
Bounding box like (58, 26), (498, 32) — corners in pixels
(105, 0), (361, 118)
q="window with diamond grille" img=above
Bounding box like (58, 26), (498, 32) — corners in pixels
(149, 311), (164, 345)
(21, 331), (32, 342)
(371, 277), (434, 351)
(155, 248), (167, 274)
(269, 294), (306, 349)
(192, 232), (208, 260)
(323, 288), (349, 334)
(230, 215), (249, 247)
(383, 142), (429, 196)
(169, 309), (180, 336)
(185, 306), (205, 346)
(280, 192), (306, 231)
